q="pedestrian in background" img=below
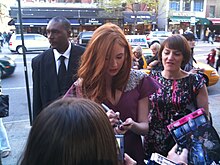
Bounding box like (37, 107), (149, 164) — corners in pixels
(0, 33), (3, 48)
(204, 28), (210, 43)
(18, 97), (137, 165)
(206, 48), (216, 67)
(0, 118), (11, 159)
(182, 32), (196, 72)
(32, 16), (85, 121)
(64, 23), (161, 165)
(144, 34), (209, 158)
(2, 32), (7, 45)
(132, 46), (146, 70)
(5, 32), (12, 45)
(208, 30), (215, 44)
(0, 72), (11, 159)
(147, 42), (162, 71)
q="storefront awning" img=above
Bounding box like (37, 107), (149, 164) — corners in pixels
(169, 16), (198, 23)
(197, 17), (211, 25)
(12, 18), (80, 26)
(208, 18), (220, 25)
(169, 16), (211, 25)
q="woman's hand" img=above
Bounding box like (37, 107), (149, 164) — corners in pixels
(114, 118), (134, 134)
(106, 110), (121, 127)
(167, 144), (188, 165)
(119, 118), (133, 130)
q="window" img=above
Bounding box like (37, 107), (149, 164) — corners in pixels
(16, 35), (34, 40)
(170, 0), (180, 11)
(35, 35), (47, 41)
(183, 0), (191, 11)
(209, 6), (215, 18)
(194, 0), (204, 11)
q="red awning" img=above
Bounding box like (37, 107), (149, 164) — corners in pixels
(208, 18), (220, 25)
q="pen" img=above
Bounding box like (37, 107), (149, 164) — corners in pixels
(101, 103), (123, 125)
(101, 103), (111, 112)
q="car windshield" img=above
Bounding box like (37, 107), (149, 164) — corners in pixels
(81, 31), (94, 37)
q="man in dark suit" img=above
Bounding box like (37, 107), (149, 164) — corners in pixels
(32, 16), (85, 121)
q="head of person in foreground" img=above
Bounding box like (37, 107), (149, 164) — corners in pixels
(18, 97), (119, 165)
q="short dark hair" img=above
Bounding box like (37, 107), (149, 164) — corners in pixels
(158, 34), (191, 67)
(50, 16), (71, 31)
(182, 32), (195, 41)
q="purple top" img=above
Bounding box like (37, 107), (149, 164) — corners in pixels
(103, 70), (161, 165)
(64, 69), (161, 165)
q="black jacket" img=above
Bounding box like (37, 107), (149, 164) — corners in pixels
(32, 43), (85, 120)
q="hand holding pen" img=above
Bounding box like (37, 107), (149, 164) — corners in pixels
(101, 103), (132, 134)
(101, 103), (123, 127)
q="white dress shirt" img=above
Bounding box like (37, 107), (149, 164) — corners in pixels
(53, 42), (71, 74)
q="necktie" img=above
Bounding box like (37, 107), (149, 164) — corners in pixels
(58, 55), (67, 94)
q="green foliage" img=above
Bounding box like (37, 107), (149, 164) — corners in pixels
(98, 0), (159, 11)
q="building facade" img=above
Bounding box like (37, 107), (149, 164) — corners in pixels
(158, 0), (209, 39)
(205, 0), (220, 41)
(8, 3), (123, 38)
(8, 1), (156, 36)
(157, 0), (220, 40)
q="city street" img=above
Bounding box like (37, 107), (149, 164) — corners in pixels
(0, 41), (220, 164)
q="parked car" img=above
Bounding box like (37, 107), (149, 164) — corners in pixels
(0, 55), (16, 78)
(76, 31), (94, 47)
(146, 31), (172, 46)
(194, 61), (219, 86)
(125, 35), (149, 49)
(8, 33), (50, 54)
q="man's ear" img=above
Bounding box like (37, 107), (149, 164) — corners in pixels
(67, 30), (71, 37)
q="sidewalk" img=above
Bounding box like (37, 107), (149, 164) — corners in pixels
(1, 94), (220, 165)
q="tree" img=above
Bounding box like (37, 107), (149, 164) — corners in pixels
(97, 0), (160, 34)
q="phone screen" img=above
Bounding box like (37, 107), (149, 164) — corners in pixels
(115, 135), (124, 162)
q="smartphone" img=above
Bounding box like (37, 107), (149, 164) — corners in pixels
(115, 134), (124, 162)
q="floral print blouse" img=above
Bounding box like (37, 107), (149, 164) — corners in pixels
(144, 71), (206, 157)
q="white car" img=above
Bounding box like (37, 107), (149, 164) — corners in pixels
(8, 33), (50, 54)
(125, 35), (149, 49)
(146, 31), (172, 46)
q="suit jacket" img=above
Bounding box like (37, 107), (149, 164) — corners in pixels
(32, 43), (85, 120)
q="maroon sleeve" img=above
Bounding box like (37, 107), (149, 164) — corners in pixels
(138, 76), (162, 99)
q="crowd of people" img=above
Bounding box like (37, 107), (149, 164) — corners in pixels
(0, 32), (12, 46)
(30, 17), (190, 165)
(1, 16), (219, 165)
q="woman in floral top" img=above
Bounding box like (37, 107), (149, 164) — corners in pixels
(144, 34), (209, 158)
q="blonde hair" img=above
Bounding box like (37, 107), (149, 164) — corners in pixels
(150, 42), (161, 52)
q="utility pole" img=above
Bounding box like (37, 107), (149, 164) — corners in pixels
(17, 0), (33, 126)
